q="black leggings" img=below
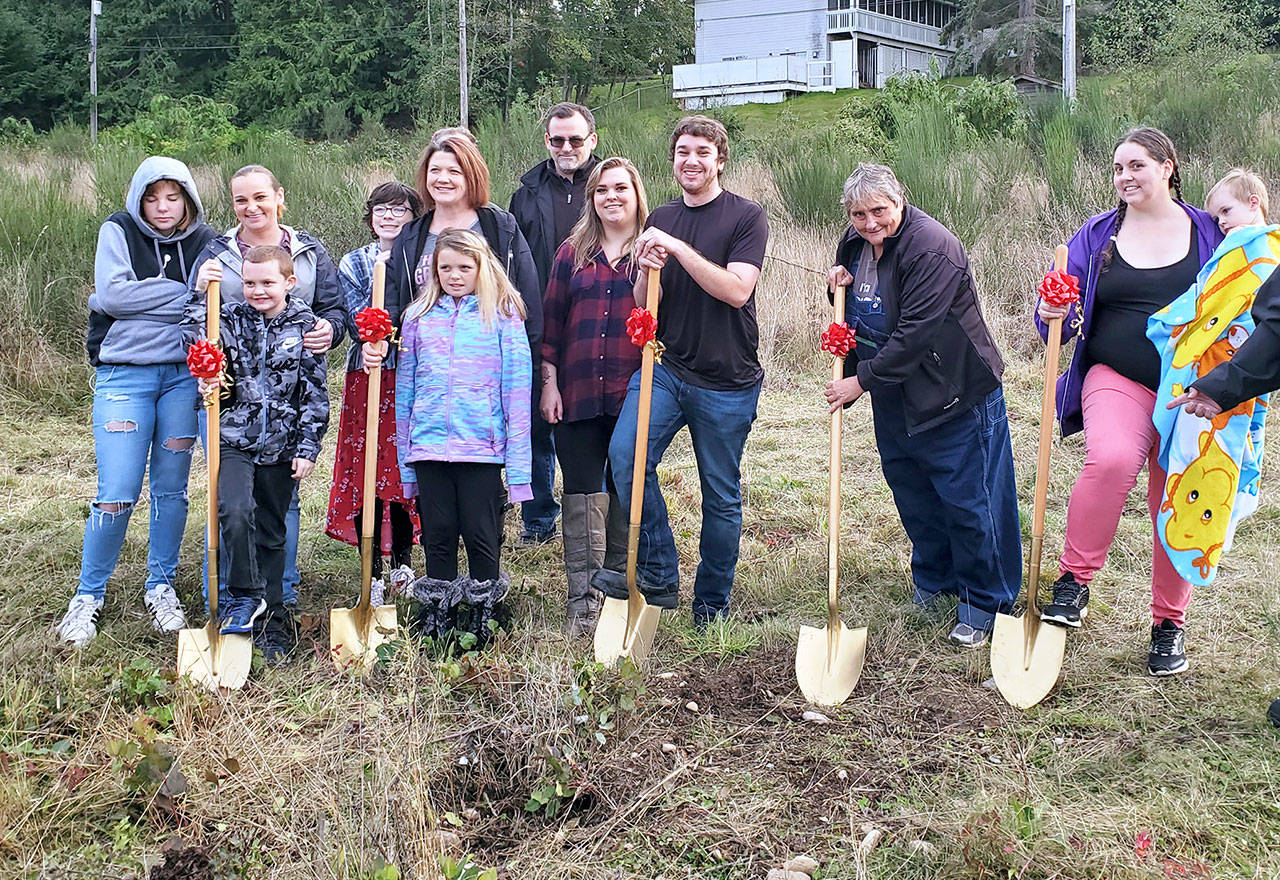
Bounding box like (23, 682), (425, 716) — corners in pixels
(553, 415), (619, 495)
(412, 460), (503, 581)
(353, 499), (414, 580)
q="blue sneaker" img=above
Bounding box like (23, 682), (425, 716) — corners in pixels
(220, 597), (266, 635)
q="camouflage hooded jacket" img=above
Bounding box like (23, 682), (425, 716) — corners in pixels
(215, 297), (329, 464)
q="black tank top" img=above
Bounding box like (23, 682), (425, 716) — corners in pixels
(1085, 223), (1199, 391)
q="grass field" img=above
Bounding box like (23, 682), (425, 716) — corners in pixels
(3, 64), (1280, 878)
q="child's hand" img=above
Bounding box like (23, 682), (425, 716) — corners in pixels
(362, 340), (388, 372)
(197, 375), (222, 395)
(195, 261), (222, 292)
(292, 458), (315, 480)
(303, 318), (334, 353)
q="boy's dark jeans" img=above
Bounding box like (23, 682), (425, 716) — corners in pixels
(219, 446), (294, 606)
(411, 460), (502, 582)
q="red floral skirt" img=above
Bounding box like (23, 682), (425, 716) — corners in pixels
(325, 368), (421, 551)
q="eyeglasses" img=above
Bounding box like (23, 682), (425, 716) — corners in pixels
(372, 204), (410, 218)
(548, 136), (587, 149)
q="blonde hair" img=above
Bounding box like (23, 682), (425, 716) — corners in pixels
(230, 164), (286, 220)
(1206, 168), (1270, 220)
(404, 228), (526, 328)
(566, 157), (649, 272)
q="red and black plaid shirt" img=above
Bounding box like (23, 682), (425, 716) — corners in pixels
(541, 241), (643, 422)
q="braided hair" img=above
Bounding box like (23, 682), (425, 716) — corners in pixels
(1101, 127), (1183, 273)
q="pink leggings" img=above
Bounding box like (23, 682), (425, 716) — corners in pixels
(1060, 364), (1191, 625)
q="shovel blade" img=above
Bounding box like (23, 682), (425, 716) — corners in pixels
(990, 611), (1066, 710)
(796, 621), (867, 708)
(329, 604), (399, 671)
(177, 626), (253, 691)
(594, 595), (661, 667)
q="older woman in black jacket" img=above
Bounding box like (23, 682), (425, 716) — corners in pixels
(823, 162), (1020, 648)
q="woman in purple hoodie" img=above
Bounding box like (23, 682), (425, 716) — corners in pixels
(1033, 127), (1223, 676)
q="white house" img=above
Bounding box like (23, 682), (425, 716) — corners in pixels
(673, 0), (957, 108)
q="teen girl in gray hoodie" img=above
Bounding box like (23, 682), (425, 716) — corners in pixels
(57, 156), (216, 646)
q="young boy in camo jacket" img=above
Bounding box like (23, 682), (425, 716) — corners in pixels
(189, 244), (329, 663)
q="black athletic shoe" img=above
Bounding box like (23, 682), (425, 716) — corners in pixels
(1147, 619), (1189, 676)
(1040, 572), (1089, 628)
(1268, 699), (1280, 728)
(254, 607), (296, 666)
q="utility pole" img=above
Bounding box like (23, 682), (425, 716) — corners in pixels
(1062, 0), (1076, 102)
(458, 0), (469, 126)
(89, 0), (101, 143)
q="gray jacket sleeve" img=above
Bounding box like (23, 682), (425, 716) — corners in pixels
(91, 223), (187, 321)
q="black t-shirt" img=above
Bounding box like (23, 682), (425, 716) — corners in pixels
(1086, 224), (1199, 391)
(645, 190), (769, 390)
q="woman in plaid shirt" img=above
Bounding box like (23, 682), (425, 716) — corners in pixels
(540, 157), (650, 637)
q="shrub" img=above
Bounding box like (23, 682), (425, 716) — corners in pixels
(0, 116), (35, 146)
(108, 94), (246, 160)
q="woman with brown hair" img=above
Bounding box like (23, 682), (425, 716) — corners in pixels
(540, 157), (649, 635)
(1033, 127), (1223, 675)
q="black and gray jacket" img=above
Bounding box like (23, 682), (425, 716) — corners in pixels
(833, 205), (1005, 434)
(509, 155), (600, 293)
(214, 298), (329, 465)
(88, 156), (217, 366)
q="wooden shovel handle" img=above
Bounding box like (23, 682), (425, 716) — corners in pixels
(358, 261), (386, 609)
(828, 285), (845, 630)
(206, 280), (221, 623)
(626, 268), (662, 594)
(1027, 245), (1068, 609)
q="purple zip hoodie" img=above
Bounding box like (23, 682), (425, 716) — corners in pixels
(1034, 203), (1223, 437)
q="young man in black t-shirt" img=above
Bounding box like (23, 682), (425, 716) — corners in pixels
(602, 115), (768, 627)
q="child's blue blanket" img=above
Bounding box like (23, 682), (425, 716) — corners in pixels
(1147, 225), (1280, 585)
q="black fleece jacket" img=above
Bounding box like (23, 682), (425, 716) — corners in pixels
(832, 205), (1004, 434)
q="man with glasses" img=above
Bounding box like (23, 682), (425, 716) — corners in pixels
(509, 102), (601, 545)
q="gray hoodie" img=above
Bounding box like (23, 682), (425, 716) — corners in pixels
(88, 157), (216, 366)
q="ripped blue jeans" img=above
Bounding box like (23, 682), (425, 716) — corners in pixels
(77, 364), (198, 600)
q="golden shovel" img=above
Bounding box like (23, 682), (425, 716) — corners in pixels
(795, 284), (867, 707)
(991, 245), (1071, 710)
(594, 268), (663, 667)
(177, 280), (253, 690)
(331, 259), (399, 670)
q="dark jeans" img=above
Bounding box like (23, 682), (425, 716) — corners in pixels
(608, 363), (760, 620)
(218, 446), (294, 606)
(554, 414), (618, 495)
(872, 386), (1022, 630)
(520, 411), (559, 537)
(353, 499), (414, 580)
(412, 460), (503, 581)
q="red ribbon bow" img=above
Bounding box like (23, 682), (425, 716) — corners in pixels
(626, 307), (657, 347)
(821, 321), (855, 358)
(1038, 269), (1081, 308)
(355, 306), (393, 344)
(186, 339), (225, 380)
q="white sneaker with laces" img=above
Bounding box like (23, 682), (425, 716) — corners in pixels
(144, 585), (187, 633)
(57, 595), (104, 646)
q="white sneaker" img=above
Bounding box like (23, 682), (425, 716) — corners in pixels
(369, 578), (386, 607)
(386, 565), (415, 597)
(144, 585), (187, 633)
(57, 595), (104, 646)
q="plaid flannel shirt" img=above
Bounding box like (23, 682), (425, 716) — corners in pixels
(541, 242), (643, 422)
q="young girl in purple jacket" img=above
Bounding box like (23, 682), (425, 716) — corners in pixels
(395, 228), (532, 642)
(1033, 127), (1223, 677)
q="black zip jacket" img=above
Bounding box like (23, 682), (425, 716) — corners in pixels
(385, 203), (543, 370)
(509, 155), (600, 293)
(832, 205), (1004, 434)
(1191, 269), (1280, 409)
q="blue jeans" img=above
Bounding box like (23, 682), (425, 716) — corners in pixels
(77, 364), (198, 600)
(197, 409), (300, 605)
(872, 386), (1022, 630)
(520, 411), (559, 537)
(608, 363), (760, 620)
